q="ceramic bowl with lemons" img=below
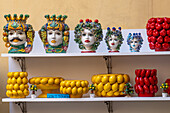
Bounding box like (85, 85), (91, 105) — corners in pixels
(60, 80), (89, 98)
(29, 77), (64, 98)
(92, 74), (130, 97)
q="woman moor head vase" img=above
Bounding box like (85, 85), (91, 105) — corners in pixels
(74, 19), (103, 53)
(127, 33), (143, 52)
(3, 14), (35, 53)
(105, 27), (124, 52)
(39, 14), (69, 53)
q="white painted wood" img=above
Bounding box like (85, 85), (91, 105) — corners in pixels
(3, 97), (170, 102)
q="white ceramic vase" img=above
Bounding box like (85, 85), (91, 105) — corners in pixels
(162, 93), (168, 97)
(90, 94), (95, 98)
(31, 94), (36, 99)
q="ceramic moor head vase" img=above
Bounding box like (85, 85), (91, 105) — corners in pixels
(3, 14), (35, 53)
(105, 27), (124, 52)
(39, 14), (69, 53)
(127, 33), (143, 52)
(74, 19), (103, 53)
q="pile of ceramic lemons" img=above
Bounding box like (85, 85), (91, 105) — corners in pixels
(60, 80), (89, 98)
(29, 77), (64, 98)
(92, 74), (130, 97)
(6, 72), (29, 98)
(29, 77), (64, 86)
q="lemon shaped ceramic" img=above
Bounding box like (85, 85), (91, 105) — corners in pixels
(60, 80), (89, 98)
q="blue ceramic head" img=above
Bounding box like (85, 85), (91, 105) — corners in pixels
(105, 27), (124, 52)
(127, 33), (143, 52)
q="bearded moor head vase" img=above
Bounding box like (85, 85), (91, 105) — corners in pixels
(3, 14), (35, 53)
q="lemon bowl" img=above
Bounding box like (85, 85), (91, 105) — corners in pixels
(92, 74), (130, 97)
(29, 77), (64, 98)
(60, 80), (89, 98)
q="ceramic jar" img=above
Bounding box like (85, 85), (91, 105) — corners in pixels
(74, 19), (103, 53)
(3, 14), (35, 53)
(39, 14), (69, 53)
(127, 33), (143, 52)
(105, 27), (124, 52)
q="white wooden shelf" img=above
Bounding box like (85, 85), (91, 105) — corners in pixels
(1, 52), (170, 58)
(2, 97), (170, 103)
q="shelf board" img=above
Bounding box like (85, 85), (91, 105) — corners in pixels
(2, 97), (170, 103)
(1, 52), (170, 57)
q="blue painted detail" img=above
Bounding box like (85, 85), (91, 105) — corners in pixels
(47, 94), (70, 98)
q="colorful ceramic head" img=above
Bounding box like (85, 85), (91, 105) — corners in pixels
(127, 33), (143, 52)
(74, 19), (103, 53)
(105, 27), (123, 52)
(3, 14), (35, 53)
(39, 14), (69, 53)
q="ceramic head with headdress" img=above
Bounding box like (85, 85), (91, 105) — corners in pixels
(127, 33), (143, 52)
(74, 19), (103, 53)
(3, 14), (35, 53)
(39, 14), (69, 53)
(105, 27), (124, 52)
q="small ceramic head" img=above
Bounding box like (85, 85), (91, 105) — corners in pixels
(74, 19), (103, 53)
(127, 33), (143, 52)
(39, 14), (69, 53)
(105, 27), (123, 52)
(3, 14), (35, 53)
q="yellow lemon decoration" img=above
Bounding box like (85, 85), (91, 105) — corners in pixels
(112, 83), (118, 92)
(7, 72), (13, 78)
(11, 77), (17, 84)
(72, 87), (77, 95)
(14, 72), (19, 78)
(22, 77), (28, 84)
(91, 75), (97, 83)
(102, 76), (109, 84)
(107, 91), (114, 97)
(97, 82), (104, 91)
(76, 81), (81, 87)
(60, 80), (89, 98)
(17, 77), (22, 85)
(29, 77), (64, 98)
(17, 90), (23, 96)
(81, 81), (86, 87)
(48, 78), (54, 85)
(20, 72), (25, 78)
(117, 74), (124, 83)
(20, 84), (25, 91)
(12, 90), (17, 96)
(40, 78), (48, 85)
(9, 84), (13, 90)
(104, 83), (111, 92)
(101, 90), (106, 96)
(70, 81), (76, 88)
(65, 81), (71, 87)
(35, 78), (41, 84)
(109, 75), (117, 84)
(54, 78), (60, 85)
(92, 74), (130, 97)
(123, 74), (130, 83)
(77, 87), (83, 94)
(95, 76), (102, 84)
(14, 84), (19, 90)
(119, 83), (125, 92)
(66, 87), (72, 94)
(7, 78), (12, 84)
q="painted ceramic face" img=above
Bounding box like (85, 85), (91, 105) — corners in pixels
(108, 35), (119, 50)
(8, 30), (26, 46)
(130, 38), (139, 49)
(47, 30), (63, 47)
(81, 29), (96, 48)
